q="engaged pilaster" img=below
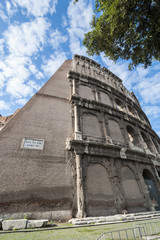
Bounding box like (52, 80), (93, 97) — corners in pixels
(76, 153), (86, 218)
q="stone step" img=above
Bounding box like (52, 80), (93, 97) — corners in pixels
(2, 219), (49, 230)
(2, 219), (28, 231)
(69, 211), (160, 225)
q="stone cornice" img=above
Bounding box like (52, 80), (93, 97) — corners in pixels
(68, 70), (150, 125)
(71, 95), (157, 137)
(67, 70), (139, 107)
(66, 139), (155, 165)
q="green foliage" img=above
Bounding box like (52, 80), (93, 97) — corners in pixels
(76, 0), (160, 69)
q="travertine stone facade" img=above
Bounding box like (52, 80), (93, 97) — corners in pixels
(0, 55), (160, 220)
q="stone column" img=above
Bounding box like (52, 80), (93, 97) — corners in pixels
(72, 78), (76, 95)
(76, 153), (86, 218)
(102, 114), (112, 144)
(74, 104), (82, 140)
(119, 117), (128, 146)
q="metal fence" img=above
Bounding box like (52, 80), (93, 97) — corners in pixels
(97, 220), (160, 240)
(136, 220), (160, 236)
(97, 226), (147, 240)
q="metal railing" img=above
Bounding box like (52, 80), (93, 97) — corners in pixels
(97, 226), (146, 240)
(136, 220), (160, 236)
(97, 220), (160, 240)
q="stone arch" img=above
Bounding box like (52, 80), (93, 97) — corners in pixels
(108, 119), (124, 144)
(115, 98), (125, 111)
(82, 113), (102, 139)
(126, 125), (140, 147)
(138, 112), (145, 122)
(127, 105), (137, 117)
(143, 169), (160, 210)
(121, 166), (145, 212)
(100, 91), (112, 106)
(141, 131), (154, 152)
(152, 137), (160, 153)
(79, 84), (94, 100)
(86, 163), (117, 216)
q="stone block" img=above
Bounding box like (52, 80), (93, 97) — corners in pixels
(27, 219), (48, 228)
(2, 219), (27, 230)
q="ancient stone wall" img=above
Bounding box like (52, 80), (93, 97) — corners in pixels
(0, 54), (160, 220)
(0, 60), (74, 220)
(67, 54), (160, 217)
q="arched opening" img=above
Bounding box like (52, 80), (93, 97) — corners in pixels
(86, 164), (117, 216)
(121, 166), (145, 212)
(141, 132), (154, 152)
(115, 98), (125, 112)
(126, 126), (140, 147)
(156, 167), (160, 178)
(79, 85), (94, 101)
(128, 105), (136, 117)
(82, 113), (102, 140)
(138, 113), (145, 122)
(100, 92), (112, 106)
(152, 137), (160, 153)
(108, 119), (124, 144)
(143, 169), (160, 210)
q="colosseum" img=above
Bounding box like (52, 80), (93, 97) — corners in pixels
(0, 54), (160, 220)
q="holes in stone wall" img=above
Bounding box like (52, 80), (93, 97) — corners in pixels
(115, 98), (125, 111)
(128, 105), (136, 117)
(141, 131), (154, 152)
(126, 126), (140, 147)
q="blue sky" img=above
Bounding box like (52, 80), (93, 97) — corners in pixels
(0, 0), (160, 136)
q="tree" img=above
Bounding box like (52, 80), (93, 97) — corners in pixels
(75, 0), (160, 69)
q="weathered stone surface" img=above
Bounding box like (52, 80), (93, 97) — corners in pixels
(0, 54), (160, 220)
(27, 219), (48, 228)
(0, 219), (2, 230)
(0, 210), (72, 222)
(69, 211), (160, 225)
(2, 219), (27, 230)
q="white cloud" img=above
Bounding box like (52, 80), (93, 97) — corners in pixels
(6, 1), (17, 16)
(15, 98), (28, 105)
(0, 55), (30, 82)
(0, 100), (10, 111)
(143, 106), (160, 118)
(4, 17), (50, 56)
(28, 62), (44, 79)
(27, 80), (41, 91)
(0, 55), (42, 98)
(6, 77), (41, 98)
(67, 0), (93, 55)
(134, 72), (160, 104)
(11, 0), (57, 17)
(62, 15), (68, 28)
(67, 0), (93, 30)
(101, 54), (160, 105)
(0, 9), (8, 22)
(50, 0), (58, 14)
(49, 29), (68, 49)
(41, 51), (67, 77)
(0, 17), (50, 99)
